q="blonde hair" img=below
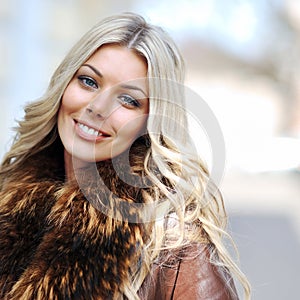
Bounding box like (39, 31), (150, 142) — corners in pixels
(0, 12), (250, 299)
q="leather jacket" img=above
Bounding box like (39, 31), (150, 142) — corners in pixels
(139, 243), (238, 300)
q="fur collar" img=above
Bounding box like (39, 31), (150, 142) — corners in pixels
(0, 137), (153, 299)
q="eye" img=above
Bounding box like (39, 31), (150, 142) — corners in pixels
(118, 95), (141, 108)
(78, 75), (98, 89)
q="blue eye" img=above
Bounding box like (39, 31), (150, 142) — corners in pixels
(118, 95), (140, 108)
(78, 76), (98, 89)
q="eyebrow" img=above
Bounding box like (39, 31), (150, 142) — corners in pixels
(82, 64), (103, 78)
(120, 84), (148, 98)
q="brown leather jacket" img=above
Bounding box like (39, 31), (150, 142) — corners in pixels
(138, 244), (238, 300)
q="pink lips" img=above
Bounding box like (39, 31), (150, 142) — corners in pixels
(74, 120), (110, 142)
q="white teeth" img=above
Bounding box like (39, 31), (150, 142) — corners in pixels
(78, 123), (101, 137)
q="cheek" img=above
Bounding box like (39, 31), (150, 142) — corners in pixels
(60, 81), (88, 112)
(116, 114), (148, 140)
(57, 97), (71, 132)
(57, 101), (69, 142)
(60, 87), (76, 112)
(57, 86), (76, 136)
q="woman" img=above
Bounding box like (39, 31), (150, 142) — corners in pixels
(0, 13), (250, 299)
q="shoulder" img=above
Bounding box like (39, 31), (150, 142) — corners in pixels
(139, 242), (239, 300)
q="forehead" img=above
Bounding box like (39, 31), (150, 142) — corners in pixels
(84, 44), (148, 82)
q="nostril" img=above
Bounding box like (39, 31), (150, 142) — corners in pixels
(86, 104), (105, 119)
(86, 106), (104, 119)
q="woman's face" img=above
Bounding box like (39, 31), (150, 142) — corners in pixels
(58, 44), (149, 166)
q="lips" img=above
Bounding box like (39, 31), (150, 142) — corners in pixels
(75, 120), (110, 139)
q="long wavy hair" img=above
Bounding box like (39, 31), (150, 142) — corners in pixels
(0, 12), (250, 299)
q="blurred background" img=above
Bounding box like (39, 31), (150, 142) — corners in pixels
(1, 0), (299, 298)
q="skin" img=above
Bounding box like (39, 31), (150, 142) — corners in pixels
(57, 44), (149, 181)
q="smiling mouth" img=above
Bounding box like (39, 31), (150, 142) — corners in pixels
(76, 121), (110, 137)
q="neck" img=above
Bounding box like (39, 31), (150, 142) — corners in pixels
(64, 151), (90, 183)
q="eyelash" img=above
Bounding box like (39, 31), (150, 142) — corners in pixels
(118, 95), (140, 108)
(78, 75), (98, 89)
(77, 75), (140, 108)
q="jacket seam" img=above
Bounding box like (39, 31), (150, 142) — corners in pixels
(170, 258), (182, 300)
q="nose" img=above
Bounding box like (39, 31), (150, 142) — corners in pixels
(86, 90), (114, 119)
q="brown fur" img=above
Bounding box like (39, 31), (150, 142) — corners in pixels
(0, 138), (151, 299)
